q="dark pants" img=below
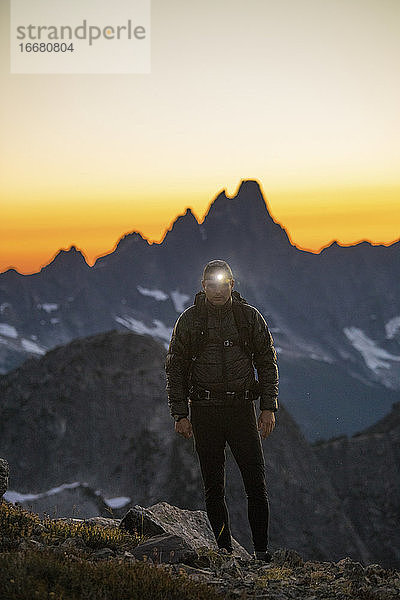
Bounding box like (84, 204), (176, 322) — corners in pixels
(190, 399), (270, 552)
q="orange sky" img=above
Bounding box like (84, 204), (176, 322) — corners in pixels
(1, 1), (399, 274)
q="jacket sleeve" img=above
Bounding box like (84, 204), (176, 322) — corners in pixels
(165, 311), (192, 418)
(251, 308), (279, 412)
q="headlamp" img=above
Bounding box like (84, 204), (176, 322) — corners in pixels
(205, 270), (231, 284)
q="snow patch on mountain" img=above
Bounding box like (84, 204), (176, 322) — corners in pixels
(385, 316), (400, 339)
(310, 352), (331, 362)
(4, 482), (130, 510)
(21, 338), (46, 355)
(344, 327), (400, 371)
(136, 286), (190, 313)
(280, 331), (334, 363)
(0, 323), (18, 338)
(103, 496), (130, 509)
(4, 482), (81, 504)
(170, 290), (190, 313)
(37, 303), (59, 313)
(137, 286), (168, 301)
(115, 315), (172, 342)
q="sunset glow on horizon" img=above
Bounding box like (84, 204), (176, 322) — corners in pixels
(2, 179), (399, 275)
(1, 1), (399, 274)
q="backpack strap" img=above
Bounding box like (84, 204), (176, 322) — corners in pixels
(231, 291), (260, 397)
(188, 289), (258, 396)
(231, 290), (253, 358)
(191, 291), (208, 362)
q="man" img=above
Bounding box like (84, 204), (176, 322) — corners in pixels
(165, 259), (278, 562)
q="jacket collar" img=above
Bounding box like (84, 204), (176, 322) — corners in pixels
(205, 295), (233, 316)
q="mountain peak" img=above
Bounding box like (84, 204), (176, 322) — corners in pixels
(176, 207), (198, 223)
(41, 245), (89, 272)
(203, 179), (277, 227)
(234, 179), (272, 215)
(236, 179), (263, 195)
(163, 206), (200, 243)
(116, 230), (148, 248)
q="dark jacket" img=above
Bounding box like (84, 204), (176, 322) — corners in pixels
(165, 292), (279, 417)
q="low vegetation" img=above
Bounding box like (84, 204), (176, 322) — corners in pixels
(0, 501), (222, 600)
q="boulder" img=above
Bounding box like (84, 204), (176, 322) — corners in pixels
(120, 501), (251, 560)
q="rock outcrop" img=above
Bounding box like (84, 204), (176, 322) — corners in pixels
(119, 501), (251, 560)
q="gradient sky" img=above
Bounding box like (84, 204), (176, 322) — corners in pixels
(1, 0), (399, 274)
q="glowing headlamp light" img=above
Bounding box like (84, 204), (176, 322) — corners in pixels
(207, 270), (231, 284)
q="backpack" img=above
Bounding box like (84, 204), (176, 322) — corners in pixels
(188, 290), (260, 396)
(190, 289), (254, 361)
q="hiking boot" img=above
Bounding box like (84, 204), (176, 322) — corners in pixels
(254, 550), (273, 563)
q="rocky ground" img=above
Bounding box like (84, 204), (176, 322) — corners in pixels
(2, 458), (399, 599)
(10, 529), (400, 600)
(164, 549), (400, 600)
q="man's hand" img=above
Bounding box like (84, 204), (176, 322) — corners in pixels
(258, 410), (275, 439)
(175, 417), (193, 439)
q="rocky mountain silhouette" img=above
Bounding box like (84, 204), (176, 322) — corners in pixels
(0, 179), (399, 442)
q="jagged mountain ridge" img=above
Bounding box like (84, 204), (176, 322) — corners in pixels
(0, 179), (399, 441)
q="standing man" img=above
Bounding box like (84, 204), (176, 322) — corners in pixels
(165, 260), (278, 562)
